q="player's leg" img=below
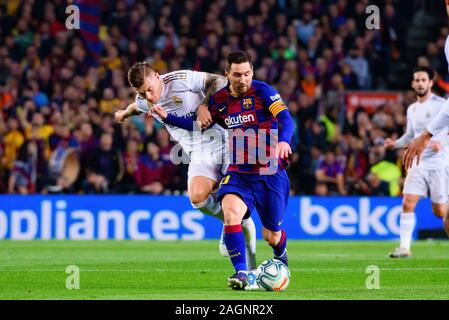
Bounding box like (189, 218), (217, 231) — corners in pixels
(221, 193), (250, 289)
(444, 207), (449, 237)
(216, 172), (257, 289)
(188, 175), (223, 220)
(256, 170), (290, 266)
(390, 168), (426, 258)
(188, 163), (257, 264)
(188, 172), (230, 256)
(431, 202), (449, 236)
(428, 167), (449, 237)
(241, 212), (257, 271)
(217, 136), (257, 265)
(218, 206), (257, 267)
(431, 203), (446, 219)
(262, 227), (287, 265)
(390, 193), (419, 258)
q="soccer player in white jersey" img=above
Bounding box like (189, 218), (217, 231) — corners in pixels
(405, 2), (449, 168)
(114, 62), (257, 269)
(384, 66), (449, 258)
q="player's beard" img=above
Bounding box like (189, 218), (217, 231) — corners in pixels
(231, 83), (247, 96)
(238, 85), (247, 94)
(414, 87), (429, 97)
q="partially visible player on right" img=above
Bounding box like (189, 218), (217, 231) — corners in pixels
(384, 66), (449, 258)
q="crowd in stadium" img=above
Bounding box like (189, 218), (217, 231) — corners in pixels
(0, 0), (448, 196)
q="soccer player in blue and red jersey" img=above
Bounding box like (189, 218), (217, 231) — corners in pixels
(152, 51), (295, 290)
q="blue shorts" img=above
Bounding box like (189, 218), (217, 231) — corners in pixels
(217, 170), (290, 232)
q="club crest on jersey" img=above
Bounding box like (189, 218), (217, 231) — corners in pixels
(242, 98), (253, 109)
(172, 96), (183, 106)
(426, 111), (431, 118)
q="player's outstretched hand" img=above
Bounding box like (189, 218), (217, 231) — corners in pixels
(430, 140), (443, 152)
(277, 142), (292, 160)
(150, 105), (167, 120)
(384, 138), (395, 149)
(115, 109), (128, 123)
(197, 104), (212, 129)
(403, 133), (430, 169)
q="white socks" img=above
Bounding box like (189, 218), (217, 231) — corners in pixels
(242, 217), (257, 270)
(191, 194), (224, 221)
(399, 212), (416, 251)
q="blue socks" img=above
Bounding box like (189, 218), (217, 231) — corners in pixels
(224, 224), (247, 272)
(272, 229), (287, 257)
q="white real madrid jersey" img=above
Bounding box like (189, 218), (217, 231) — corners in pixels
(135, 70), (227, 156)
(405, 94), (449, 170)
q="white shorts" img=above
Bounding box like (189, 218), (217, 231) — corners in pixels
(403, 166), (449, 204)
(187, 142), (229, 184)
(188, 161), (228, 184)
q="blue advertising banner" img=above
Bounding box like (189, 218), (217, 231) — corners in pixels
(0, 196), (443, 240)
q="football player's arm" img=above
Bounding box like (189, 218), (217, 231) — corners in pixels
(392, 109), (414, 149)
(403, 103), (449, 169)
(198, 73), (228, 128)
(429, 129), (449, 152)
(151, 105), (196, 131)
(426, 100), (449, 138)
(115, 103), (142, 123)
(265, 88), (294, 160)
(202, 73), (228, 106)
(276, 109), (295, 145)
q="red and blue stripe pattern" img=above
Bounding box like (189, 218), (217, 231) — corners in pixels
(209, 80), (289, 174)
(74, 0), (102, 65)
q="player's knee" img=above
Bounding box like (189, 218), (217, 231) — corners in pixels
(402, 198), (416, 212)
(188, 188), (209, 205)
(222, 208), (242, 225)
(432, 207), (446, 219)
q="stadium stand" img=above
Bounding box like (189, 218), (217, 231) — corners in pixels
(0, 0), (448, 196)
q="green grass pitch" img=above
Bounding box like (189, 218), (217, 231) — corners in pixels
(1, 240), (448, 300)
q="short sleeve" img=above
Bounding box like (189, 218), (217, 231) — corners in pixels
(187, 70), (207, 93)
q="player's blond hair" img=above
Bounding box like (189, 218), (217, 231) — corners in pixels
(127, 61), (155, 88)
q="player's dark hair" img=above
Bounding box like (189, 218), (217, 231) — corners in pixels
(127, 61), (155, 88)
(412, 66), (435, 81)
(225, 51), (253, 71)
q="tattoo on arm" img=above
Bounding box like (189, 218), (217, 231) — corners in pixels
(202, 73), (228, 105)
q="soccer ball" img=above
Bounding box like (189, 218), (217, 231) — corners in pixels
(256, 259), (290, 291)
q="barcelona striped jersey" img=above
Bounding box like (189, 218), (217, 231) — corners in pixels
(209, 80), (289, 174)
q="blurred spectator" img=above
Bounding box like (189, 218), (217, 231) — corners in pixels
(84, 132), (124, 193)
(118, 138), (140, 193)
(7, 140), (38, 194)
(343, 44), (370, 89)
(315, 148), (347, 195)
(3, 117), (25, 170)
(368, 146), (402, 196)
(0, 0), (446, 196)
(357, 172), (391, 196)
(136, 142), (165, 194)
